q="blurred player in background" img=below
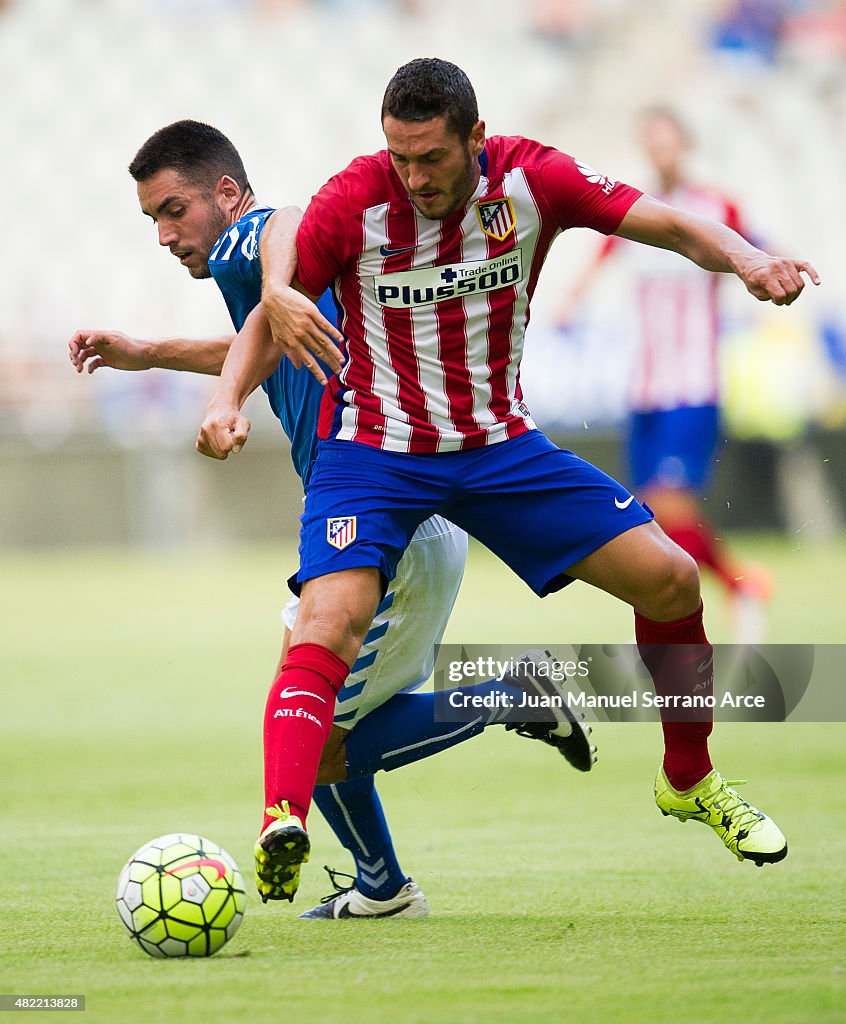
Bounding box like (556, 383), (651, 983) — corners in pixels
(197, 59), (818, 902)
(559, 106), (772, 642)
(69, 121), (594, 918)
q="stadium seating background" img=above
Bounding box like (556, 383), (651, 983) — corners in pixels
(2, 0), (844, 544)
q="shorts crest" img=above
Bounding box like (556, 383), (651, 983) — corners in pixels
(476, 197), (516, 241)
(327, 516), (357, 550)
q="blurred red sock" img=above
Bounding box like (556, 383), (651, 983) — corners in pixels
(663, 521), (739, 592)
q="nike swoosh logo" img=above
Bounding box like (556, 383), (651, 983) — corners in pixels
(164, 857), (227, 880)
(379, 244), (415, 257)
(338, 901), (410, 919)
(614, 495), (635, 509)
(278, 687), (327, 703)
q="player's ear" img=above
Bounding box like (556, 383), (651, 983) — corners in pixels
(215, 174), (241, 211)
(469, 120), (486, 158)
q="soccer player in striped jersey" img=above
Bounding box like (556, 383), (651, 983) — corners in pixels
(69, 120), (594, 918)
(197, 60), (819, 898)
(559, 106), (773, 642)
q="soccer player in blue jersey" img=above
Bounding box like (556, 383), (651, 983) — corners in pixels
(69, 120), (595, 918)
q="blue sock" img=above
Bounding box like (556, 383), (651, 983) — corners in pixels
(345, 679), (520, 778)
(312, 776), (407, 901)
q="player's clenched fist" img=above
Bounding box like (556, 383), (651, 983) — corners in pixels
(738, 255), (820, 306)
(196, 406), (251, 460)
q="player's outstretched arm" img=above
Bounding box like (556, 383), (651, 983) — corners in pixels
(259, 206), (344, 385)
(68, 329), (233, 375)
(615, 195), (820, 305)
(196, 305), (281, 461)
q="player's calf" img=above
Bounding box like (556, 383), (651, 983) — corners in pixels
(315, 726), (349, 785)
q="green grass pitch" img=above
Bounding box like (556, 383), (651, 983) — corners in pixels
(1, 535), (844, 1023)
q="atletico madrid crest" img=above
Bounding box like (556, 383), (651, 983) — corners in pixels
(476, 197), (516, 241)
(327, 516), (357, 550)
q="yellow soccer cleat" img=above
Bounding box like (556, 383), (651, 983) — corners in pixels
(655, 767), (787, 867)
(254, 802), (310, 903)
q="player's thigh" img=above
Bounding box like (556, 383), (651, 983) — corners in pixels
(450, 431), (653, 598)
(333, 516), (468, 729)
(566, 519), (700, 618)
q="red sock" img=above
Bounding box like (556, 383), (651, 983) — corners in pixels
(663, 521), (740, 592)
(261, 642), (349, 833)
(634, 603), (714, 792)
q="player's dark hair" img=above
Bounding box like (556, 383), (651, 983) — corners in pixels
(381, 58), (479, 141)
(128, 120), (251, 193)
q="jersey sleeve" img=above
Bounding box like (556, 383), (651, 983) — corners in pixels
(296, 174), (350, 298)
(208, 210), (272, 331)
(527, 143), (642, 235)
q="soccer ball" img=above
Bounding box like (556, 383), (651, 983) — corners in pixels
(115, 834), (246, 958)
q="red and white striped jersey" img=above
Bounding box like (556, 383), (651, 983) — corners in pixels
(605, 183), (744, 413)
(297, 135), (641, 453)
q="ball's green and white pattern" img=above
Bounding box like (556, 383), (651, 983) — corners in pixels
(115, 834), (246, 958)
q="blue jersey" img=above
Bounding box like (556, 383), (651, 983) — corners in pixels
(208, 206), (336, 484)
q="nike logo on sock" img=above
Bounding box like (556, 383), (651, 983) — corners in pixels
(278, 687), (327, 703)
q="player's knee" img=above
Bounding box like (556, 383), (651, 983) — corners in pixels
(641, 542), (700, 620)
(296, 570), (381, 663)
(303, 602), (371, 664)
(291, 599), (366, 666)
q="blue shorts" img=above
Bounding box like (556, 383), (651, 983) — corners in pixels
(627, 405), (719, 492)
(293, 430), (653, 597)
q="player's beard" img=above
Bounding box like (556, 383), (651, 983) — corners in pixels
(188, 201), (232, 278)
(414, 146), (478, 221)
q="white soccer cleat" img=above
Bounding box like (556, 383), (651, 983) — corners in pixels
(298, 869), (428, 920)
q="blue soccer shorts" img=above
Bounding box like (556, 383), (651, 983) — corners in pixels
(293, 429), (653, 598)
(283, 515), (468, 729)
(627, 405), (720, 492)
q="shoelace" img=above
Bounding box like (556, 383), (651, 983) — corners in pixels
(265, 800), (291, 822)
(319, 865), (357, 904)
(709, 778), (762, 831)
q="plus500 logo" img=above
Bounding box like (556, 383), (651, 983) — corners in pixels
(374, 250), (523, 309)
